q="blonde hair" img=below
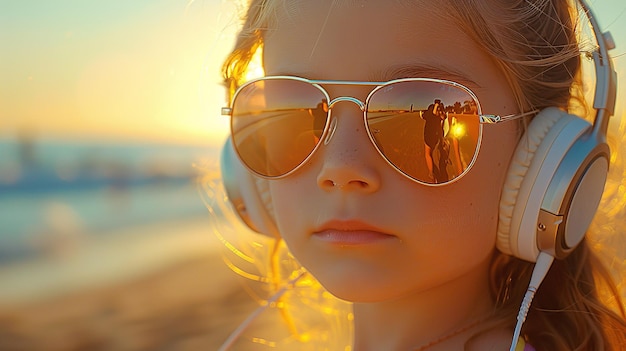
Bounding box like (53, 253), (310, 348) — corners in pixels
(220, 0), (626, 349)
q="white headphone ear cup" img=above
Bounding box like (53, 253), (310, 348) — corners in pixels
(220, 138), (280, 238)
(498, 108), (563, 256)
(497, 107), (591, 261)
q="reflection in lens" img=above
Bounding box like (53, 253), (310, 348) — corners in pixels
(231, 79), (328, 177)
(367, 80), (480, 184)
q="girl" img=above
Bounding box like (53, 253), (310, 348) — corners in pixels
(212, 0), (626, 349)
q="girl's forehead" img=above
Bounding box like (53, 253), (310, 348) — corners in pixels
(268, 0), (449, 31)
(263, 0), (486, 83)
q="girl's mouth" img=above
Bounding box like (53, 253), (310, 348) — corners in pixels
(312, 220), (396, 245)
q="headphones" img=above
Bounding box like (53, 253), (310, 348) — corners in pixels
(219, 0), (617, 264)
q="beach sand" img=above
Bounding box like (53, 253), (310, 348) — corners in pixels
(0, 216), (258, 351)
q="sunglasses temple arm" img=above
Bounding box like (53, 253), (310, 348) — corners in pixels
(480, 109), (540, 124)
(478, 110), (539, 124)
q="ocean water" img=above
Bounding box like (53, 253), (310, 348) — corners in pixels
(0, 138), (222, 264)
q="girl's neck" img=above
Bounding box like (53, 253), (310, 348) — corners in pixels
(351, 257), (495, 351)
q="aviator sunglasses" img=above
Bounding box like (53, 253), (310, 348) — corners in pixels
(222, 76), (537, 185)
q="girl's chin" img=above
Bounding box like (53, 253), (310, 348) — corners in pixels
(312, 271), (410, 303)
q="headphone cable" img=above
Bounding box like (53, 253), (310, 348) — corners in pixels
(508, 252), (555, 351)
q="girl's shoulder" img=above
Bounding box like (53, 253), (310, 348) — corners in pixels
(466, 327), (535, 351)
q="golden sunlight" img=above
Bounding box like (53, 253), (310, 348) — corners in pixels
(245, 47), (266, 82)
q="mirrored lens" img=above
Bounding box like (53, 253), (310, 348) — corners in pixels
(231, 78), (329, 177)
(366, 80), (480, 184)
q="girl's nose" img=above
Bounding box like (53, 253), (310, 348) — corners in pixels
(315, 104), (381, 192)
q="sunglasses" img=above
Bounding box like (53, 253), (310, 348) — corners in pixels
(222, 76), (536, 185)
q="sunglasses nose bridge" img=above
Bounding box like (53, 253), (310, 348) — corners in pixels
(322, 96), (366, 146)
(328, 96), (366, 110)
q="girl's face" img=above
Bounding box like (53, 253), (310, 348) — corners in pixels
(264, 1), (520, 302)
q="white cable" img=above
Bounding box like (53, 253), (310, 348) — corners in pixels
(508, 252), (555, 351)
(218, 270), (307, 351)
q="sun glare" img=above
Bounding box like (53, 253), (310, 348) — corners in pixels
(451, 123), (466, 139)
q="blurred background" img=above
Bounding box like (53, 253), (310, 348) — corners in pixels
(0, 0), (625, 350)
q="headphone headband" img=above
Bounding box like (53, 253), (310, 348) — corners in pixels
(578, 0), (617, 131)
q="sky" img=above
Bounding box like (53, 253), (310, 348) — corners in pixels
(1, 0), (625, 146)
(1, 0), (241, 146)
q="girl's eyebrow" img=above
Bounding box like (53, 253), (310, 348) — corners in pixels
(373, 63), (482, 88)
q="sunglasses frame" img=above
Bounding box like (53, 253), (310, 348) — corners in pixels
(222, 75), (538, 185)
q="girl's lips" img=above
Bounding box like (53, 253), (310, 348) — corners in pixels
(312, 230), (396, 245)
(312, 220), (396, 245)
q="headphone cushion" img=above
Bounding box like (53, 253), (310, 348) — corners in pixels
(497, 107), (566, 256)
(253, 176), (276, 222)
(220, 138), (279, 238)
